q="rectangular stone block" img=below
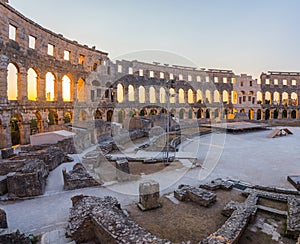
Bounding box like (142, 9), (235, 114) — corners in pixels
(138, 180), (160, 211)
(116, 159), (130, 182)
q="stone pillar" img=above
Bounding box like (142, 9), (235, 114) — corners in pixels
(37, 72), (46, 101)
(116, 159), (130, 182)
(0, 55), (8, 104)
(56, 73), (63, 102)
(138, 180), (160, 211)
(0, 113), (12, 149)
(18, 121), (30, 145)
(17, 68), (28, 101)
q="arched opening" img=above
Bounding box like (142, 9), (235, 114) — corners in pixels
(248, 109), (254, 120)
(214, 109), (219, 118)
(222, 90), (229, 104)
(139, 86), (145, 103)
(139, 109), (147, 116)
(149, 86), (156, 103)
(62, 75), (72, 102)
(118, 110), (125, 123)
(196, 90), (202, 103)
(291, 110), (297, 119)
(117, 83), (124, 103)
(27, 68), (37, 101)
(79, 110), (88, 121)
(178, 88), (185, 103)
(129, 110), (136, 117)
(10, 114), (21, 145)
(7, 63), (19, 100)
(150, 109), (157, 115)
(265, 91), (271, 104)
(77, 78), (85, 102)
(257, 109), (262, 120)
(107, 110), (113, 122)
(128, 85), (135, 102)
(257, 91), (263, 104)
(170, 88), (176, 104)
(188, 89), (194, 103)
(265, 109), (270, 120)
(206, 109), (210, 119)
(34, 112), (43, 133)
(291, 92), (298, 106)
(282, 92), (288, 106)
(214, 90), (220, 103)
(179, 109), (185, 119)
(282, 109), (288, 119)
(273, 92), (280, 105)
(30, 118), (38, 135)
(160, 87), (166, 103)
(48, 110), (58, 125)
(273, 109), (279, 119)
(64, 112), (72, 124)
(205, 90), (211, 104)
(197, 109), (202, 119)
(188, 109), (193, 119)
(46, 72), (55, 101)
(231, 90), (238, 104)
(94, 109), (102, 119)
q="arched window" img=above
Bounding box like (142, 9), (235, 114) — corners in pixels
(257, 91), (262, 104)
(231, 90), (238, 104)
(77, 78), (85, 102)
(222, 90), (229, 104)
(205, 90), (211, 103)
(170, 88), (176, 104)
(7, 63), (19, 100)
(273, 92), (280, 105)
(196, 90), (203, 103)
(27, 68), (37, 101)
(188, 89), (194, 103)
(149, 86), (156, 103)
(117, 83), (124, 103)
(282, 92), (288, 106)
(128, 85), (135, 102)
(160, 87), (166, 103)
(265, 91), (271, 104)
(62, 75), (71, 101)
(139, 86), (145, 103)
(291, 92), (298, 106)
(46, 72), (55, 101)
(178, 88), (185, 103)
(214, 90), (220, 103)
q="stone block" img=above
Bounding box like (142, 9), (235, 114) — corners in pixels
(1, 148), (14, 159)
(116, 159), (130, 182)
(138, 180), (160, 211)
(0, 208), (7, 228)
(0, 176), (7, 195)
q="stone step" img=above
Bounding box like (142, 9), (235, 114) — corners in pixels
(257, 204), (287, 216)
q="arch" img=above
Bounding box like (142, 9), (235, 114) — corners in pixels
(63, 111), (72, 123)
(46, 72), (55, 101)
(291, 92), (298, 106)
(257, 91), (263, 104)
(197, 109), (202, 119)
(62, 75), (72, 102)
(248, 109), (254, 120)
(170, 88), (176, 104)
(273, 109), (279, 119)
(282, 109), (288, 119)
(129, 109), (136, 117)
(7, 63), (19, 100)
(139, 86), (145, 103)
(222, 90), (229, 104)
(205, 109), (210, 119)
(214, 90), (220, 103)
(257, 109), (262, 120)
(79, 110), (88, 121)
(196, 90), (203, 103)
(214, 109), (220, 118)
(118, 110), (125, 123)
(107, 110), (113, 122)
(188, 89), (194, 103)
(160, 87), (166, 103)
(231, 90), (238, 104)
(94, 109), (102, 119)
(128, 85), (135, 102)
(139, 108), (147, 116)
(48, 110), (58, 125)
(77, 78), (85, 102)
(265, 91), (271, 104)
(149, 86), (156, 103)
(291, 110), (297, 119)
(178, 88), (185, 103)
(150, 109), (157, 115)
(205, 90), (211, 104)
(265, 109), (270, 120)
(10, 113), (22, 146)
(179, 109), (185, 119)
(117, 83), (124, 103)
(282, 92), (288, 106)
(27, 68), (38, 101)
(188, 109), (193, 119)
(273, 92), (280, 105)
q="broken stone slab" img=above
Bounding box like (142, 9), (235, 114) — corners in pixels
(174, 184), (216, 207)
(138, 180), (161, 211)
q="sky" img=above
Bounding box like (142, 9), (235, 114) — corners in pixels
(9, 0), (300, 79)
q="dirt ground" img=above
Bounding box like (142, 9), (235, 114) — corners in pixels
(126, 189), (245, 243)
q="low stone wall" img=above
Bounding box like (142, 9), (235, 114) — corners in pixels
(254, 184), (300, 195)
(287, 196), (300, 237)
(243, 188), (290, 202)
(0, 230), (31, 244)
(174, 184), (216, 207)
(68, 195), (171, 244)
(62, 163), (102, 191)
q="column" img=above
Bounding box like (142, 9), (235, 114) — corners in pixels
(56, 73), (63, 102)
(0, 55), (8, 104)
(17, 67), (28, 101)
(37, 72), (46, 101)
(18, 121), (30, 145)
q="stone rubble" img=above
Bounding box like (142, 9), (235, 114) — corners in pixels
(62, 163), (102, 191)
(287, 196), (300, 237)
(174, 184), (216, 207)
(0, 229), (31, 244)
(68, 195), (171, 244)
(199, 178), (234, 191)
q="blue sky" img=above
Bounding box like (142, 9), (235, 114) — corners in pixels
(9, 0), (300, 78)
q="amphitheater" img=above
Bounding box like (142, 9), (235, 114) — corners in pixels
(0, 0), (300, 244)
